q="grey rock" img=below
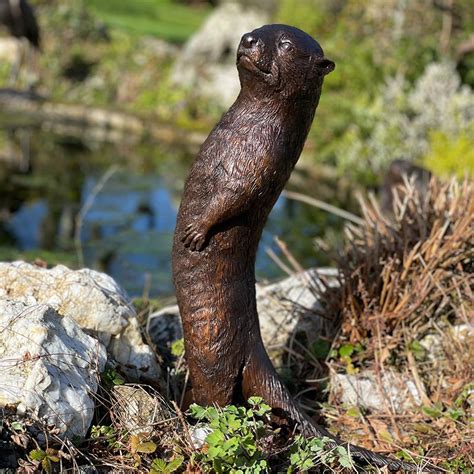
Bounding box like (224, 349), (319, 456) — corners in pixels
(77, 466), (99, 474)
(256, 267), (339, 348)
(147, 304), (182, 352)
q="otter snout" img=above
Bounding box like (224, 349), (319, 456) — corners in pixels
(237, 31), (272, 79)
(241, 33), (258, 50)
(237, 33), (262, 61)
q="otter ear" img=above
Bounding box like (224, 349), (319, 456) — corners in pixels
(315, 58), (335, 76)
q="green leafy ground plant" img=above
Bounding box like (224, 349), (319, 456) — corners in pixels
(189, 397), (271, 473)
(288, 435), (354, 472)
(189, 397), (355, 473)
(150, 455), (184, 474)
(28, 448), (60, 474)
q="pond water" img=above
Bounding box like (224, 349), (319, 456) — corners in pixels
(0, 118), (341, 298)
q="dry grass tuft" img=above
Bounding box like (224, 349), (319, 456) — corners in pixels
(322, 176), (473, 347)
(316, 176), (473, 469)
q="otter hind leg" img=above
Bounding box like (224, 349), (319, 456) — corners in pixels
(190, 369), (241, 408)
(241, 346), (334, 437)
(187, 346), (246, 408)
(241, 347), (430, 472)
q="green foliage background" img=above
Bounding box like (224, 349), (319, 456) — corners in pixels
(275, 0), (474, 181)
(21, 0), (473, 182)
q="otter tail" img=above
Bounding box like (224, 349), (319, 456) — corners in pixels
(242, 346), (441, 473)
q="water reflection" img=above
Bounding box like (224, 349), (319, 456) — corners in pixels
(7, 200), (47, 249)
(1, 121), (335, 297)
(80, 173), (177, 295)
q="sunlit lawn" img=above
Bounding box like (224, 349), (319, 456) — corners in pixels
(84, 0), (210, 43)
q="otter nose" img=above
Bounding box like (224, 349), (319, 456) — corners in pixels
(241, 34), (257, 49)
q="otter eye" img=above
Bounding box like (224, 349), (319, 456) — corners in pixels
(279, 40), (293, 52)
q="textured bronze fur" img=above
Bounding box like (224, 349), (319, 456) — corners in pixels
(172, 24), (436, 472)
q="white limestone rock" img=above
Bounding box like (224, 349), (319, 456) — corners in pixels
(420, 324), (473, 360)
(330, 370), (423, 412)
(0, 261), (160, 381)
(189, 425), (213, 449)
(329, 324), (472, 413)
(0, 298), (107, 438)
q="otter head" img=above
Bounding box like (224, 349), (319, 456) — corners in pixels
(237, 24), (334, 100)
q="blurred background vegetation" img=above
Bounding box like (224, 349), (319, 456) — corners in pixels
(0, 0), (472, 296)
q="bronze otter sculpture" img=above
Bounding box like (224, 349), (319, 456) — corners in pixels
(173, 24), (437, 472)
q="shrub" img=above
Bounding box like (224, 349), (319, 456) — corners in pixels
(335, 62), (474, 179)
(423, 130), (474, 178)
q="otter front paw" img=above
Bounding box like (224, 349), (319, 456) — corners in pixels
(182, 223), (207, 251)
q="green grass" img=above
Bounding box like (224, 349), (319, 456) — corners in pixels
(84, 0), (210, 43)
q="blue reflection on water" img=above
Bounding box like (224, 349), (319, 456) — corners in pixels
(6, 172), (309, 297)
(7, 200), (48, 250)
